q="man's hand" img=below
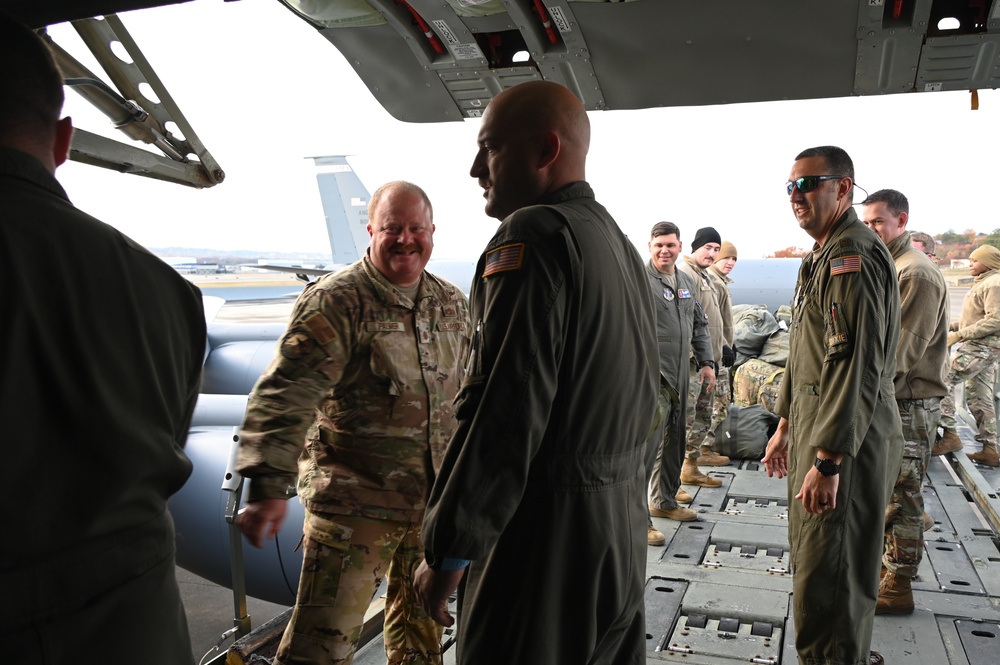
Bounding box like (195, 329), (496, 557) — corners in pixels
(795, 467), (840, 514)
(762, 417), (789, 479)
(236, 498), (288, 549)
(414, 560), (466, 627)
(698, 365), (716, 391)
(947, 331), (961, 347)
(721, 345), (735, 368)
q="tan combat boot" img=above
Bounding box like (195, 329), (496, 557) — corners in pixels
(648, 524), (665, 546)
(699, 446), (731, 466)
(968, 443), (1000, 467)
(680, 458), (722, 487)
(676, 488), (693, 504)
(875, 571), (914, 615)
(932, 428), (963, 456)
(650, 505), (697, 522)
(923, 511), (935, 532)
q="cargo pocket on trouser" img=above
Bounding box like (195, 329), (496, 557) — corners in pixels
(276, 511), (366, 665)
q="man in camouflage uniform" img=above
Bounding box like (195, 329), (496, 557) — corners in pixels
(236, 181), (470, 665)
(709, 240), (738, 447)
(678, 227), (732, 487)
(861, 189), (949, 614)
(938, 244), (1000, 467)
(646, 222), (716, 534)
(763, 146), (902, 665)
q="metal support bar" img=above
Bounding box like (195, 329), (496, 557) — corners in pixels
(44, 14), (224, 188)
(223, 427), (252, 640)
(951, 452), (1000, 535)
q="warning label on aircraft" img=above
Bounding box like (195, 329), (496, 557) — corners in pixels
(548, 7), (572, 34)
(449, 43), (486, 61)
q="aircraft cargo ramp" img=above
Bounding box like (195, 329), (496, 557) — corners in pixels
(221, 421), (1000, 665)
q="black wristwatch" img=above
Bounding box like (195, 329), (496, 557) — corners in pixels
(814, 457), (841, 477)
(700, 360), (717, 373)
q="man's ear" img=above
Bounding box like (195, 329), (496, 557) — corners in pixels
(538, 130), (560, 170)
(53, 116), (74, 168)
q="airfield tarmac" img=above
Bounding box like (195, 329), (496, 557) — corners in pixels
(180, 280), (980, 663)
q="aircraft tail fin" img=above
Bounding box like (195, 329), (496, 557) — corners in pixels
(310, 155), (371, 264)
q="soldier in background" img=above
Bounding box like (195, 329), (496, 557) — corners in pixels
(709, 240), (737, 448)
(861, 189), (949, 615)
(646, 222), (716, 535)
(236, 181), (470, 665)
(910, 231), (937, 261)
(677, 227), (732, 488)
(938, 245), (1000, 467)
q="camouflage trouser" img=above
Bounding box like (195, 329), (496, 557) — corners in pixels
(275, 511), (443, 665)
(686, 362), (715, 457)
(710, 367), (731, 443)
(939, 341), (1000, 446)
(883, 398), (939, 578)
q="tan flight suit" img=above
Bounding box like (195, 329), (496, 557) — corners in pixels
(776, 208), (903, 664)
(709, 263), (735, 438)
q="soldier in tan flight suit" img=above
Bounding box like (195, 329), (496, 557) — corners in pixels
(763, 146), (902, 665)
(938, 244), (1000, 467)
(236, 181), (470, 665)
(861, 189), (949, 615)
(709, 240), (737, 446)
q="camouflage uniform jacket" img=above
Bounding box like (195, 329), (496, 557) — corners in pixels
(646, 260), (713, 395)
(679, 255), (726, 363)
(954, 268), (1000, 348)
(237, 255), (470, 522)
(887, 232), (948, 399)
(708, 264), (735, 348)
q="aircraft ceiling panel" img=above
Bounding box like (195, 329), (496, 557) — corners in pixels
(1, 0), (190, 28)
(917, 32), (1000, 92)
(570, 1), (861, 109)
(855, 32), (925, 95)
(319, 23), (468, 122)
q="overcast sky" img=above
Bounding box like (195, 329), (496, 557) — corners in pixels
(47, 0), (1000, 262)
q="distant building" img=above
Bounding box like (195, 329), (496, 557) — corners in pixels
(951, 259), (971, 270)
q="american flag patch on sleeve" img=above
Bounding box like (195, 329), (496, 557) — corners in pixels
(830, 255), (861, 276)
(482, 243), (525, 277)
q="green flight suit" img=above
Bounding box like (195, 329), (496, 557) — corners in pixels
(422, 182), (659, 665)
(775, 209), (903, 665)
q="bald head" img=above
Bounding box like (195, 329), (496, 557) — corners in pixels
(0, 11), (73, 173)
(470, 81), (590, 220)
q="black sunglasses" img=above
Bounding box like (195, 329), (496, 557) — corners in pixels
(785, 175), (843, 195)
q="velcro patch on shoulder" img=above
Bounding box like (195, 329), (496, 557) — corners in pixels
(829, 255), (862, 276)
(302, 312), (337, 345)
(483, 243), (525, 277)
(280, 331), (316, 360)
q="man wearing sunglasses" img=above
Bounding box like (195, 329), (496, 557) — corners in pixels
(763, 146), (902, 665)
(861, 189), (949, 617)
